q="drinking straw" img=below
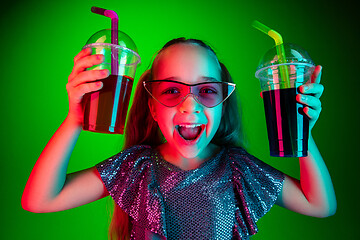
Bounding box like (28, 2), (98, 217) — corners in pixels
(91, 6), (119, 75)
(252, 20), (290, 88)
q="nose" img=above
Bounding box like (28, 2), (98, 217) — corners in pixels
(178, 93), (202, 113)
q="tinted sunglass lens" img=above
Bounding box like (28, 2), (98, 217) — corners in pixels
(144, 81), (235, 108)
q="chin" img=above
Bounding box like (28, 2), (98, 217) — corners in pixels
(176, 138), (211, 159)
(177, 147), (202, 159)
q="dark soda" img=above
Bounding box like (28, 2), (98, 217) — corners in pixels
(83, 75), (133, 134)
(262, 87), (309, 157)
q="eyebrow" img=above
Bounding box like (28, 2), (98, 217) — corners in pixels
(157, 76), (220, 82)
(201, 77), (220, 82)
(158, 77), (179, 81)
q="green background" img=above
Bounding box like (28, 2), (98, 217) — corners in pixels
(2, 0), (358, 239)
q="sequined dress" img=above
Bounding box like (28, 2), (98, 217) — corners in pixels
(96, 145), (284, 240)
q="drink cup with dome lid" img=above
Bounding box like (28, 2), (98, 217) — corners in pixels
(82, 7), (141, 134)
(253, 21), (315, 157)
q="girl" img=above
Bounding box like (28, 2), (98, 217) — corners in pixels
(22, 38), (337, 240)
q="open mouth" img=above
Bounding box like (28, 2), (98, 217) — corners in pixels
(176, 124), (205, 141)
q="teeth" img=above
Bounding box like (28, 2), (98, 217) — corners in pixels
(178, 124), (202, 128)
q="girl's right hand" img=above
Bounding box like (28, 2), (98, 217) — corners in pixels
(66, 48), (109, 125)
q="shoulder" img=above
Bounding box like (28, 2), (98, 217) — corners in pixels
(226, 146), (263, 169)
(116, 144), (154, 157)
(227, 147), (285, 234)
(95, 145), (158, 197)
(96, 145), (156, 174)
(226, 146), (284, 191)
(101, 145), (153, 161)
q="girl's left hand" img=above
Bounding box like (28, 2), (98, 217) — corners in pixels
(297, 65), (324, 132)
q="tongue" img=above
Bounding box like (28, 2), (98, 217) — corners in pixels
(178, 126), (201, 140)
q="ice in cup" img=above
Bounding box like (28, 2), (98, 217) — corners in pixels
(82, 29), (141, 134)
(255, 43), (315, 157)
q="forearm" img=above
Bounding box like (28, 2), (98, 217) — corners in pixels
(299, 134), (337, 216)
(22, 115), (82, 211)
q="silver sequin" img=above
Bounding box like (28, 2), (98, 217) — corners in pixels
(96, 145), (284, 239)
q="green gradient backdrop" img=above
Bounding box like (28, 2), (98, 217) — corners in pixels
(2, 0), (358, 239)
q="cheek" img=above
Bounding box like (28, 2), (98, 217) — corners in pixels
(151, 101), (167, 121)
(154, 105), (175, 134)
(205, 106), (222, 137)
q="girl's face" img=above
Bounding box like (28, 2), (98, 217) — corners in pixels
(149, 43), (223, 159)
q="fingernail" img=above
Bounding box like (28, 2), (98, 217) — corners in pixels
(97, 55), (104, 61)
(301, 95), (306, 101)
(303, 85), (309, 92)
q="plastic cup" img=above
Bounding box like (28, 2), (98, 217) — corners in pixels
(255, 43), (315, 157)
(82, 29), (141, 134)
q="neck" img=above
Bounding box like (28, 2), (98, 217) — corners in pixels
(157, 142), (220, 170)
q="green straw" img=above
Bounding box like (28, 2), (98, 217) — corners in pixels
(252, 20), (290, 88)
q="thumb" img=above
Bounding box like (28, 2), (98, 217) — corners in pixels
(311, 65), (322, 84)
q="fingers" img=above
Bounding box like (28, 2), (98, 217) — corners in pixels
(297, 94), (322, 111)
(296, 93), (322, 125)
(68, 53), (105, 82)
(303, 106), (320, 121)
(67, 60), (109, 105)
(298, 65), (323, 130)
(66, 69), (108, 105)
(299, 82), (324, 98)
(73, 47), (92, 63)
(66, 49), (109, 121)
(71, 69), (109, 87)
(66, 79), (104, 104)
(74, 81), (104, 99)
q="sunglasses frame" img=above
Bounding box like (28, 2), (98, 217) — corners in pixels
(143, 80), (236, 108)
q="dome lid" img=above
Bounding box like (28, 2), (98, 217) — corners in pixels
(83, 29), (139, 55)
(255, 43), (315, 79)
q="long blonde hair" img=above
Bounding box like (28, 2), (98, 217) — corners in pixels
(108, 38), (243, 240)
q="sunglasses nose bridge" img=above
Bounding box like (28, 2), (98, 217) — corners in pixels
(177, 92), (203, 109)
(179, 85), (212, 108)
(180, 92), (198, 103)
(178, 85), (199, 104)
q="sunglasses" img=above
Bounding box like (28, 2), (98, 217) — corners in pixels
(143, 80), (236, 108)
